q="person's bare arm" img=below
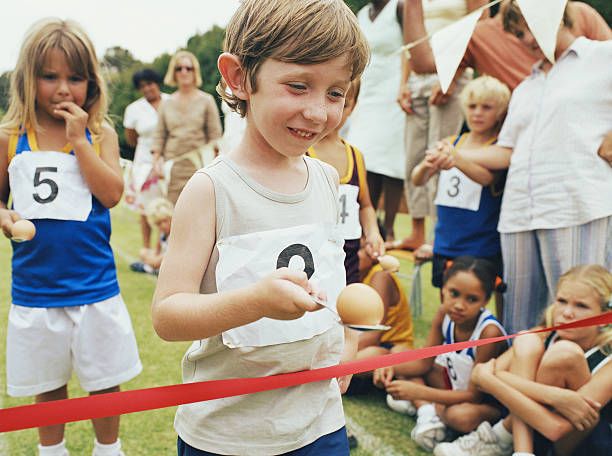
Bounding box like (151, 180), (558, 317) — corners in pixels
(0, 130), (21, 238)
(52, 101), (123, 207)
(124, 128), (138, 149)
(152, 173), (321, 341)
(411, 153), (439, 186)
(467, 0), (490, 15)
(387, 379), (480, 405)
(453, 152), (496, 186)
(439, 142), (512, 171)
(597, 131), (612, 166)
(475, 361), (611, 441)
(403, 0), (436, 74)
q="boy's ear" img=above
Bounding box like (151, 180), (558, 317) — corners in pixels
(218, 53), (248, 100)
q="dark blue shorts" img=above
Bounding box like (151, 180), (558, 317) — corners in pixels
(534, 418), (611, 456)
(177, 426), (349, 455)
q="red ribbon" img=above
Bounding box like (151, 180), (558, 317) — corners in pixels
(1, 312), (609, 433)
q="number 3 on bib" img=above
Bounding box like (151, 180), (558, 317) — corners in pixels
(434, 168), (482, 211)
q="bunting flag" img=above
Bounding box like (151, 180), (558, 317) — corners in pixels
(430, 9), (481, 93)
(516, 0), (568, 62)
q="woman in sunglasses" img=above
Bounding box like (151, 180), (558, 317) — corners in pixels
(152, 50), (222, 205)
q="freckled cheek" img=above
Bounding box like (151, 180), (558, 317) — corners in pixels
(328, 105), (344, 126)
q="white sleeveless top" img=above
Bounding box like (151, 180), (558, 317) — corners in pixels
(435, 309), (507, 390)
(174, 155), (347, 455)
(346, 0), (406, 179)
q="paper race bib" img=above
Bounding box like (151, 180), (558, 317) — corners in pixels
(8, 151), (92, 221)
(217, 223), (346, 348)
(338, 184), (361, 240)
(435, 352), (473, 391)
(434, 168), (482, 211)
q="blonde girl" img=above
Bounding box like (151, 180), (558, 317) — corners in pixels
(0, 18), (141, 456)
(437, 265), (612, 456)
(131, 198), (173, 274)
(412, 75), (510, 318)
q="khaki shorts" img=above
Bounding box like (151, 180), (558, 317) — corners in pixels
(6, 294), (142, 397)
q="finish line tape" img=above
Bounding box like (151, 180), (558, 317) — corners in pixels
(1, 312), (609, 433)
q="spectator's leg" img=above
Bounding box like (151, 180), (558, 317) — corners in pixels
(367, 171), (384, 211)
(501, 231), (549, 334)
(538, 216), (612, 298)
(382, 175), (404, 241)
(398, 96), (429, 250)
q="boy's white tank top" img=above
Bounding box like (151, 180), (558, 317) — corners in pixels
(174, 155), (347, 455)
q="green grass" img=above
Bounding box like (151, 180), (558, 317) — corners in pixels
(0, 207), (441, 455)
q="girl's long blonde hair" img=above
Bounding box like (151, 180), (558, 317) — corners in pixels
(0, 18), (109, 139)
(545, 264), (612, 352)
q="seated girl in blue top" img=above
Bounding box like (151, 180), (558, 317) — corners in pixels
(373, 256), (508, 452)
(411, 76), (511, 318)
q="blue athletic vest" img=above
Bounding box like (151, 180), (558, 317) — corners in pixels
(9, 129), (119, 307)
(434, 134), (505, 258)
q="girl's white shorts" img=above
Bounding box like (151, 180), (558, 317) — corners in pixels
(6, 294), (142, 397)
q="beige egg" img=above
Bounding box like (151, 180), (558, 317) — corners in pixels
(11, 219), (36, 242)
(378, 255), (400, 272)
(336, 283), (384, 325)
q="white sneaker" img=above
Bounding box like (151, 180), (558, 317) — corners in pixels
(433, 421), (512, 456)
(386, 394), (417, 416)
(411, 413), (447, 451)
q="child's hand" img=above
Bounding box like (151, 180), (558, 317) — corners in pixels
(253, 267), (320, 320)
(428, 150), (455, 170)
(373, 366), (394, 388)
(397, 84), (414, 115)
(0, 208), (21, 239)
(551, 389), (601, 432)
(53, 102), (89, 146)
(364, 232), (385, 259)
(337, 375), (353, 394)
(386, 380), (425, 401)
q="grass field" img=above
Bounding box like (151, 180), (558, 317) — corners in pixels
(0, 205), (441, 455)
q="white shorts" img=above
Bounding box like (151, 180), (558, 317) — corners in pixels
(6, 294), (142, 397)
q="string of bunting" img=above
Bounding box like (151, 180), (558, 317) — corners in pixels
(1, 312), (609, 433)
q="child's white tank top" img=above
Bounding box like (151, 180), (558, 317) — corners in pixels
(174, 155), (347, 455)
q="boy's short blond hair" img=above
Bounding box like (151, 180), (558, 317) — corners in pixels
(459, 76), (511, 120)
(219, 0), (370, 117)
(164, 50), (203, 87)
(146, 198), (174, 225)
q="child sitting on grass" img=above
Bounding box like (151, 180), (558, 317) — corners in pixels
(436, 264), (612, 456)
(130, 197), (173, 274)
(374, 256), (508, 452)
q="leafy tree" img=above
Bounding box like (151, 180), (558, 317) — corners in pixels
(0, 71), (10, 114)
(102, 46), (140, 73)
(346, 0), (369, 13)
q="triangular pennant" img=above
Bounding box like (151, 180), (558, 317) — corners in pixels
(430, 9), (481, 93)
(516, 0), (568, 62)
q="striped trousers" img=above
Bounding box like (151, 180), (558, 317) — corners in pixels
(501, 216), (612, 334)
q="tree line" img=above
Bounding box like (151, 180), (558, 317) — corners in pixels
(0, 0), (608, 158)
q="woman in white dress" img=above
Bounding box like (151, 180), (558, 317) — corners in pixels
(123, 69), (169, 251)
(347, 0), (405, 242)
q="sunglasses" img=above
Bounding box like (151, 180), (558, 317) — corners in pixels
(175, 65), (194, 72)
